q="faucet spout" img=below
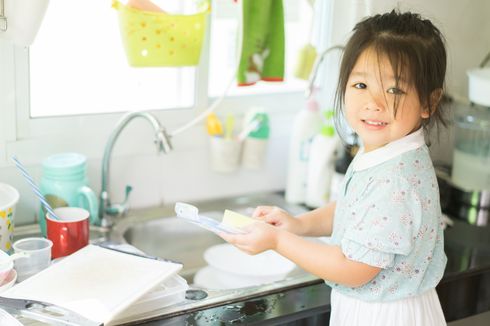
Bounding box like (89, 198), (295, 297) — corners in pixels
(99, 111), (172, 226)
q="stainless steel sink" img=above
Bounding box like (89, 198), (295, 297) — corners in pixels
(111, 192), (311, 285)
(122, 215), (224, 282)
(108, 192), (323, 319)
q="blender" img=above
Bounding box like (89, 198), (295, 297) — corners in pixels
(448, 54), (490, 226)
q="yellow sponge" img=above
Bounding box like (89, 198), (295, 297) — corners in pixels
(222, 210), (255, 228)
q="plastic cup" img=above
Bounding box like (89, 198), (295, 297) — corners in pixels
(0, 182), (20, 253)
(209, 137), (242, 173)
(46, 207), (89, 259)
(13, 237), (52, 282)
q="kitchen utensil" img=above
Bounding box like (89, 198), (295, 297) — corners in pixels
(0, 182), (19, 253)
(237, 119), (260, 141)
(467, 52), (490, 107)
(204, 243), (295, 278)
(0, 269), (17, 293)
(467, 67), (490, 107)
(11, 156), (60, 221)
(0, 296), (101, 326)
(175, 202), (244, 234)
(0, 251), (28, 284)
(46, 207), (89, 259)
(12, 237), (52, 282)
(206, 112), (224, 136)
(2, 244), (182, 324)
(39, 152), (99, 236)
(451, 104), (490, 191)
(224, 113), (235, 140)
(95, 242), (182, 265)
(209, 137), (242, 173)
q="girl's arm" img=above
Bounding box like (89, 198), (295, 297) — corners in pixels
(275, 229), (381, 287)
(220, 222), (381, 288)
(295, 201), (336, 237)
(253, 201), (336, 237)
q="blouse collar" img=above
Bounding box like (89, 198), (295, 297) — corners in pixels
(352, 128), (425, 172)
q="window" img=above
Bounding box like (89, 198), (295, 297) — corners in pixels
(208, 0), (312, 97)
(29, 0), (196, 117)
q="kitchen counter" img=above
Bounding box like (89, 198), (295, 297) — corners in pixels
(123, 217), (490, 325)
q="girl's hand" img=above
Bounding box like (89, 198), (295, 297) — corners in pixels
(218, 221), (281, 255)
(252, 206), (304, 235)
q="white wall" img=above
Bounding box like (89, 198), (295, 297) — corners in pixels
(2, 0), (489, 226)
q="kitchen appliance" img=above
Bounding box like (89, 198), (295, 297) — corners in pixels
(451, 103), (490, 192)
(449, 52), (490, 227)
(438, 168), (490, 227)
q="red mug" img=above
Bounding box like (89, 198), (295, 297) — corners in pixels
(46, 207), (89, 259)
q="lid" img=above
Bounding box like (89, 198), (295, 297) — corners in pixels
(249, 113), (270, 139)
(455, 104), (490, 129)
(42, 153), (87, 179)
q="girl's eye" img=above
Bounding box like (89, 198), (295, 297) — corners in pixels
(354, 83), (367, 89)
(387, 87), (405, 95)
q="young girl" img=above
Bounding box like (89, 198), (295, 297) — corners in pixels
(220, 10), (448, 325)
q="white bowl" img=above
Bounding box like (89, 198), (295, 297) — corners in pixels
(203, 244), (295, 278)
(467, 68), (490, 107)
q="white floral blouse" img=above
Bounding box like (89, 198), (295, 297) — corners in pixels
(325, 129), (447, 302)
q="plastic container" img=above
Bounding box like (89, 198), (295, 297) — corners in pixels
(39, 153), (99, 236)
(0, 183), (19, 253)
(12, 237), (52, 282)
(467, 67), (490, 107)
(112, 0), (210, 67)
(285, 97), (323, 204)
(305, 111), (338, 208)
(452, 104), (490, 191)
(242, 113), (270, 169)
(116, 274), (188, 320)
(209, 137), (242, 173)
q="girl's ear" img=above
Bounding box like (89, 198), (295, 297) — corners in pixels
(422, 88), (443, 118)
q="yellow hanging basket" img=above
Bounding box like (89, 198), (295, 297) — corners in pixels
(112, 1), (210, 67)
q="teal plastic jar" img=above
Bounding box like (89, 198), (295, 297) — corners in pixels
(39, 153), (99, 236)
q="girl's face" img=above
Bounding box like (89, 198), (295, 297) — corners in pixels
(344, 47), (429, 152)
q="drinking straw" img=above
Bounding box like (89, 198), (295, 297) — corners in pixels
(11, 156), (60, 220)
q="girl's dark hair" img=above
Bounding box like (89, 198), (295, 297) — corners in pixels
(334, 10), (447, 141)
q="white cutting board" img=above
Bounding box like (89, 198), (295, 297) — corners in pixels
(3, 245), (182, 324)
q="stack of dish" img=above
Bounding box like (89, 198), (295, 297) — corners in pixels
(194, 244), (295, 289)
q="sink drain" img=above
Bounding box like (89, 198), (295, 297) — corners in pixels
(186, 289), (208, 300)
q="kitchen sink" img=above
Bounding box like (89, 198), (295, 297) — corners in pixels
(108, 192), (323, 319)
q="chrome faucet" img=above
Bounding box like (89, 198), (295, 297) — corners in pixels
(99, 111), (172, 227)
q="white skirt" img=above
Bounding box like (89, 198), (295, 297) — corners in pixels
(330, 288), (446, 326)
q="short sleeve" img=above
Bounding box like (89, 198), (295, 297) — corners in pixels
(341, 175), (422, 268)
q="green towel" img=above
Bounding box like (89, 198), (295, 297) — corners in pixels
(237, 0), (285, 86)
